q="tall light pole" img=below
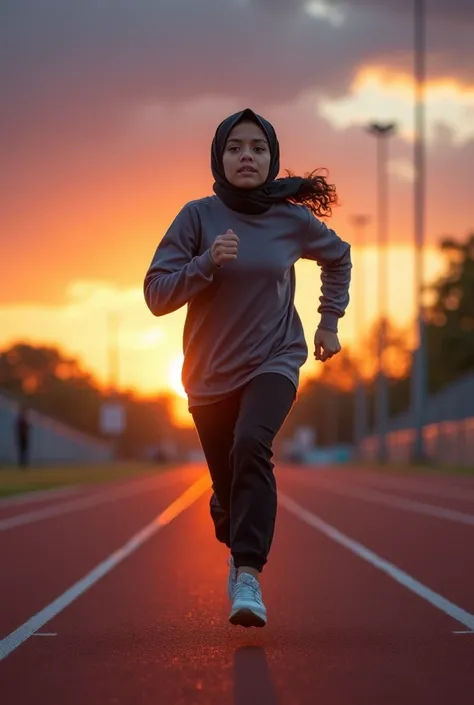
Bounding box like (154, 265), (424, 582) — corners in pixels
(107, 310), (120, 396)
(411, 0), (427, 462)
(102, 310), (125, 459)
(349, 214), (370, 458)
(366, 122), (397, 463)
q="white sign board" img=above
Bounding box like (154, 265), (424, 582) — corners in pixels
(100, 402), (126, 435)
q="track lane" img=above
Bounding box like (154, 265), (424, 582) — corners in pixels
(2, 466), (474, 704)
(0, 466), (203, 637)
(277, 467), (474, 615)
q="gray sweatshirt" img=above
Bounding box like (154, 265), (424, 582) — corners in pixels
(144, 195), (351, 407)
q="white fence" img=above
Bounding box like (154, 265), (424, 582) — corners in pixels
(0, 393), (113, 466)
(360, 417), (474, 466)
(360, 372), (474, 466)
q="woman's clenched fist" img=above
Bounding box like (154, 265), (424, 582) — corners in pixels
(210, 229), (239, 266)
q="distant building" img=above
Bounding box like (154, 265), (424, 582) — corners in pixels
(0, 392), (113, 466)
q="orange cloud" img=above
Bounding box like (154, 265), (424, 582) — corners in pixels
(320, 66), (474, 144)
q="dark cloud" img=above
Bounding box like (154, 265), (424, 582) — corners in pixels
(2, 0), (472, 138)
(252, 0), (308, 11)
(1, 0), (472, 160)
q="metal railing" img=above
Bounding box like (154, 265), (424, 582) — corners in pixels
(359, 372), (474, 466)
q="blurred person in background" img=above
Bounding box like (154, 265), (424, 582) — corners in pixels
(144, 108), (351, 627)
(15, 405), (31, 469)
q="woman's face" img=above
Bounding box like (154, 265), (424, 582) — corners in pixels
(222, 120), (271, 189)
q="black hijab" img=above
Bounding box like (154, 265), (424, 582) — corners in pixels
(211, 108), (305, 215)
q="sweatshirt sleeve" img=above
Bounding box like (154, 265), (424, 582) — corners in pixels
(301, 210), (352, 333)
(144, 203), (219, 316)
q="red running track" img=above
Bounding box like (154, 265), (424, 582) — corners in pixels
(1, 463), (474, 704)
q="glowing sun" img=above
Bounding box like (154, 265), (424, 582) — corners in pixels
(168, 354), (187, 399)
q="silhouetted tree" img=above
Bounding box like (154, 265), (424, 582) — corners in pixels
(425, 232), (474, 391)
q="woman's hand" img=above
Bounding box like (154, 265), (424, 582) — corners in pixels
(210, 229), (239, 267)
(314, 328), (341, 362)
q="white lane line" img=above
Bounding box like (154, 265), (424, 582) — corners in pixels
(452, 631), (474, 635)
(279, 492), (474, 632)
(0, 472), (183, 532)
(0, 486), (79, 508)
(300, 480), (474, 528)
(0, 474), (210, 661)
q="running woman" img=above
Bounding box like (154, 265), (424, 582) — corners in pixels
(144, 108), (351, 628)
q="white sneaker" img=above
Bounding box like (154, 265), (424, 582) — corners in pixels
(227, 555), (237, 601)
(229, 573), (267, 628)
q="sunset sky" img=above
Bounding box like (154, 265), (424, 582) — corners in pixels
(1, 1), (473, 425)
